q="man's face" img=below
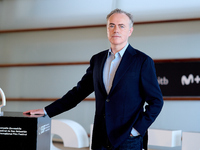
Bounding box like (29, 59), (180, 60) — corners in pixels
(107, 13), (133, 49)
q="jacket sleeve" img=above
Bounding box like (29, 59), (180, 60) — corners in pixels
(134, 57), (164, 136)
(45, 59), (94, 118)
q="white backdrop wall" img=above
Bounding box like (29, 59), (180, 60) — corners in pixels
(1, 0), (200, 30)
(1, 21), (200, 136)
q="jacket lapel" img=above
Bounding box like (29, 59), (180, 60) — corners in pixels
(99, 50), (109, 95)
(109, 45), (137, 93)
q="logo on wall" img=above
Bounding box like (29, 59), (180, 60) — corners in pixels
(155, 60), (200, 97)
(181, 74), (200, 85)
(157, 76), (169, 85)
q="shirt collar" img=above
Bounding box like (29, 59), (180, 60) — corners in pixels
(108, 43), (129, 58)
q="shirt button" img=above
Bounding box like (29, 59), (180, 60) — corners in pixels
(106, 99), (110, 102)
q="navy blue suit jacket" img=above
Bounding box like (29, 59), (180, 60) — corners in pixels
(45, 44), (163, 149)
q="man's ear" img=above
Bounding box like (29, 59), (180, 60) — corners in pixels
(129, 27), (134, 36)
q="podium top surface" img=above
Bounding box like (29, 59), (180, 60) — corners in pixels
(0, 111), (45, 118)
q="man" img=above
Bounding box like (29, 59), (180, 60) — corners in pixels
(24, 9), (163, 150)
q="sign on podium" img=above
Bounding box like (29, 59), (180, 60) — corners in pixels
(0, 112), (51, 150)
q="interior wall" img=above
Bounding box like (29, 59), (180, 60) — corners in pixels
(1, 0), (200, 30)
(0, 21), (200, 136)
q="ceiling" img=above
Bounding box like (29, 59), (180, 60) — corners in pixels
(0, 0), (200, 30)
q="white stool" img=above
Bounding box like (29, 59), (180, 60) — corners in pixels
(90, 124), (93, 150)
(182, 132), (200, 150)
(148, 129), (182, 147)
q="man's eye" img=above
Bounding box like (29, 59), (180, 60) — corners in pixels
(110, 25), (114, 28)
(120, 25), (124, 28)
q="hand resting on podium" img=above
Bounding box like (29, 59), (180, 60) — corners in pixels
(23, 109), (45, 116)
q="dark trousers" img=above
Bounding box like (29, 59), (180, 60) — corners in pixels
(93, 131), (148, 150)
(143, 131), (148, 150)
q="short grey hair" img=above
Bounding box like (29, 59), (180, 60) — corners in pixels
(106, 8), (134, 28)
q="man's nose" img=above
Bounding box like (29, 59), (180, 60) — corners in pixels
(114, 26), (119, 32)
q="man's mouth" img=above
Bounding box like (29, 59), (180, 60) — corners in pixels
(112, 35), (120, 38)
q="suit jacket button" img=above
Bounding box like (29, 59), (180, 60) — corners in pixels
(106, 99), (110, 102)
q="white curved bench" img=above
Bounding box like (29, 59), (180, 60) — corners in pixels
(51, 119), (89, 150)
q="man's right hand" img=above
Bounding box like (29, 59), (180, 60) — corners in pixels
(23, 109), (45, 115)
